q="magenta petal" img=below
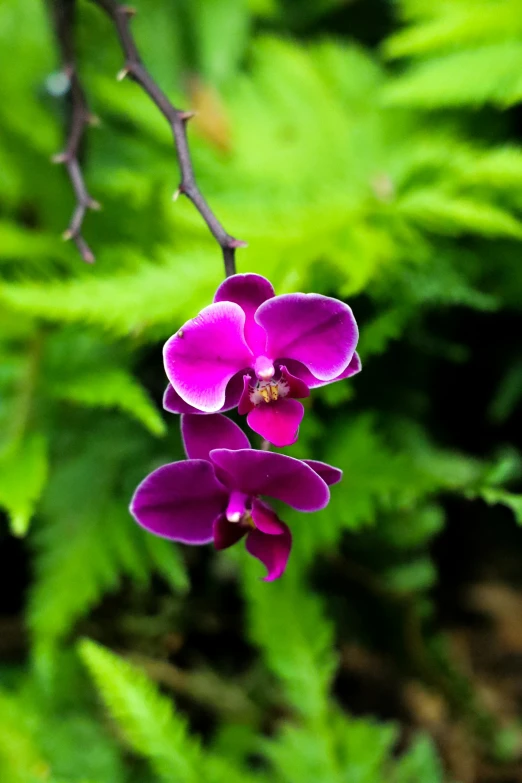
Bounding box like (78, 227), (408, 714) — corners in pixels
(340, 351), (362, 379)
(213, 513), (248, 550)
(256, 293), (358, 381)
(181, 413), (250, 461)
(130, 460), (226, 544)
(163, 384), (202, 414)
(163, 371), (244, 414)
(238, 374), (254, 415)
(251, 498), (286, 535)
(214, 274), (274, 355)
(302, 460), (342, 486)
(283, 352), (362, 389)
(278, 365), (310, 399)
(246, 524), (292, 581)
(163, 302), (254, 412)
(209, 449), (330, 511)
(246, 398), (304, 447)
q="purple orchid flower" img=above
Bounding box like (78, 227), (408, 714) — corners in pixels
(130, 413), (341, 581)
(163, 274), (360, 447)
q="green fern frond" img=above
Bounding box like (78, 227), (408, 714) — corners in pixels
(471, 487), (522, 523)
(384, 2), (522, 59)
(29, 422), (188, 649)
(51, 369), (166, 437)
(396, 190), (522, 237)
(0, 248), (221, 335)
(0, 691), (49, 783)
(240, 560), (336, 719)
(79, 639), (202, 783)
(384, 42), (522, 108)
(0, 434), (48, 536)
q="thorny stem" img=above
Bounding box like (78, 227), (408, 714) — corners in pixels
(51, 0), (244, 276)
(50, 0), (99, 263)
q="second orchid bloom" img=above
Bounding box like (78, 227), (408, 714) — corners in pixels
(163, 273), (360, 447)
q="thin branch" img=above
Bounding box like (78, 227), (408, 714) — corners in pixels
(89, 0), (245, 277)
(50, 0), (99, 263)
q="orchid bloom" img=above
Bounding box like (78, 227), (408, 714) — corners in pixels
(163, 274), (360, 447)
(130, 414), (341, 581)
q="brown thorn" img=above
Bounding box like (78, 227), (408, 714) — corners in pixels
(228, 238), (248, 249)
(51, 152), (69, 164)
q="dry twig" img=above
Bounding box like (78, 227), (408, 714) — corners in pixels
(51, 0), (244, 275)
(50, 0), (99, 263)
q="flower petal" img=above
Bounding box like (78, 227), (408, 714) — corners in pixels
(209, 449), (330, 511)
(256, 293), (358, 381)
(130, 460), (226, 544)
(238, 373), (254, 415)
(283, 352), (362, 389)
(214, 274), (274, 355)
(213, 513), (248, 550)
(278, 365), (310, 399)
(246, 398), (304, 447)
(302, 460), (342, 486)
(251, 498), (286, 535)
(163, 302), (254, 412)
(246, 523), (292, 581)
(163, 371), (244, 414)
(181, 413), (250, 461)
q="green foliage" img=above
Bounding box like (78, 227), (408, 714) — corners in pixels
(51, 368), (166, 436)
(2, 0), (522, 780)
(384, 0), (522, 108)
(29, 420), (188, 653)
(0, 435), (48, 536)
(79, 639), (202, 783)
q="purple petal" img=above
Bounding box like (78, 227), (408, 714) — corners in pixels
(163, 371), (244, 414)
(238, 373), (254, 415)
(130, 460), (226, 544)
(251, 498), (286, 535)
(213, 513), (248, 550)
(256, 293), (358, 381)
(302, 460), (342, 486)
(214, 274), (274, 355)
(247, 398), (304, 447)
(284, 352), (362, 389)
(181, 413), (250, 461)
(209, 449), (330, 511)
(278, 365), (310, 399)
(163, 302), (254, 412)
(246, 522), (292, 581)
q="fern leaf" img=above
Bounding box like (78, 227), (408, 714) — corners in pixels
(0, 434), (48, 536)
(30, 501), (187, 648)
(392, 733), (444, 782)
(29, 423), (188, 649)
(79, 639), (202, 783)
(0, 249), (221, 335)
(240, 560), (336, 720)
(384, 4), (522, 59)
(396, 190), (522, 238)
(473, 487), (522, 523)
(384, 43), (522, 108)
(0, 691), (49, 783)
(51, 369), (166, 437)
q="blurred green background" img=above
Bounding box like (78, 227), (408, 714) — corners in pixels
(2, 0), (522, 780)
